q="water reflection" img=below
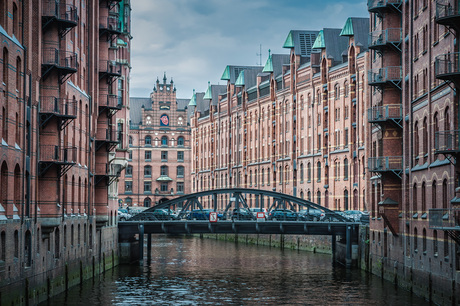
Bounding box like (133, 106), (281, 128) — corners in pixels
(44, 236), (427, 305)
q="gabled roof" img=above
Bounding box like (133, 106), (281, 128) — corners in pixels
(203, 82), (212, 100)
(313, 28), (349, 65)
(340, 18), (354, 36)
(282, 30), (319, 57)
(235, 70), (245, 86)
(262, 50), (273, 73)
(220, 65), (262, 84)
(312, 30), (325, 49)
(188, 89), (197, 107)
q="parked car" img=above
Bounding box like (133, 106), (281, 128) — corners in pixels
(249, 208), (269, 219)
(231, 208), (255, 221)
(146, 209), (176, 221)
(268, 209), (301, 221)
(117, 208), (132, 221)
(298, 208), (325, 221)
(187, 209), (223, 220)
(344, 210), (369, 223)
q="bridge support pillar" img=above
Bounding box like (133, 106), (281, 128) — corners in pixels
(139, 224), (144, 266)
(346, 225), (352, 269)
(147, 234), (152, 263)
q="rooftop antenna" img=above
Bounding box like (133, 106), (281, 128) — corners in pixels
(256, 44), (262, 66)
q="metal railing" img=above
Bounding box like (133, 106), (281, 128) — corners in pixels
(429, 208), (460, 229)
(435, 0), (460, 20)
(368, 28), (402, 47)
(99, 94), (120, 108)
(100, 15), (122, 32)
(40, 145), (77, 162)
(435, 52), (460, 79)
(367, 104), (402, 122)
(40, 96), (77, 116)
(368, 156), (403, 172)
(368, 0), (402, 10)
(42, 0), (78, 23)
(42, 48), (78, 70)
(99, 60), (122, 76)
(96, 128), (118, 142)
(368, 66), (402, 84)
(434, 130), (460, 153)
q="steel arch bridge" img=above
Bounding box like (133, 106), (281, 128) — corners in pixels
(119, 188), (357, 234)
(118, 188), (361, 268)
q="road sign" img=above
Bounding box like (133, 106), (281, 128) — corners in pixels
(209, 211), (218, 222)
(257, 212), (266, 222)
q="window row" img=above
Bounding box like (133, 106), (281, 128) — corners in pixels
(129, 135), (185, 147)
(125, 165), (185, 177)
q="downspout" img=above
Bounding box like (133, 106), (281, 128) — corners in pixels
(87, 0), (92, 218)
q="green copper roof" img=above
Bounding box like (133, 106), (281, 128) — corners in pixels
(203, 82), (212, 100)
(283, 31), (294, 48)
(221, 66), (231, 80)
(188, 89), (196, 107)
(235, 70), (245, 86)
(262, 49), (273, 73)
(340, 18), (354, 36)
(156, 176), (173, 182)
(312, 30), (325, 49)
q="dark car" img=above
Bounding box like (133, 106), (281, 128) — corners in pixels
(231, 208), (254, 221)
(145, 209), (176, 221)
(268, 209), (301, 221)
(344, 210), (369, 223)
(298, 208), (325, 221)
(188, 209), (223, 220)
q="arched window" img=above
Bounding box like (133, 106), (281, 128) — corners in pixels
(161, 136), (168, 146)
(344, 158), (349, 180)
(414, 121), (419, 159)
(307, 191), (311, 201)
(144, 165), (152, 176)
(177, 136), (184, 146)
(145, 135), (152, 145)
(442, 179), (448, 209)
(307, 163), (311, 182)
(129, 136), (133, 145)
(317, 161), (321, 182)
(432, 180), (437, 209)
(344, 189), (349, 210)
(144, 197), (151, 207)
(421, 181), (426, 213)
(317, 190), (321, 206)
(413, 182), (417, 213)
(422, 117), (428, 157)
(300, 163), (304, 182)
(334, 83), (340, 99)
(344, 80), (349, 97)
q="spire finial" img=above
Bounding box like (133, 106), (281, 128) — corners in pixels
(268, 49), (271, 56)
(163, 72), (167, 83)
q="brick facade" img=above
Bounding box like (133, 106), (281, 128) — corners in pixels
(0, 0), (131, 304)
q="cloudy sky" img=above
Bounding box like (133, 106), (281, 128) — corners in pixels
(130, 0), (369, 100)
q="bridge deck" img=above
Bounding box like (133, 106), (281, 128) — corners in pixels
(119, 220), (358, 236)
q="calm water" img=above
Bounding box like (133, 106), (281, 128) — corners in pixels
(43, 236), (429, 305)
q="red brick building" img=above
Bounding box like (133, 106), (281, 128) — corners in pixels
(367, 0), (459, 303)
(190, 19), (370, 213)
(0, 0), (131, 304)
(118, 75), (192, 207)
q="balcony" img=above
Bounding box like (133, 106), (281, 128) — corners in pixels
(368, 0), (402, 15)
(435, 52), (460, 85)
(42, 0), (78, 37)
(42, 48), (78, 83)
(429, 208), (460, 245)
(39, 96), (77, 129)
(434, 130), (460, 154)
(368, 66), (402, 90)
(367, 104), (402, 128)
(435, 0), (460, 32)
(95, 127), (120, 151)
(99, 60), (122, 82)
(99, 15), (122, 36)
(368, 28), (402, 52)
(368, 156), (403, 178)
(94, 162), (119, 186)
(38, 145), (77, 177)
(99, 94), (122, 117)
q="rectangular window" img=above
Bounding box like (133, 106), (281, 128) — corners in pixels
(144, 181), (151, 193)
(177, 182), (184, 194)
(161, 183), (169, 192)
(177, 151), (184, 162)
(125, 181), (132, 192)
(161, 151), (168, 161)
(145, 150), (151, 160)
(128, 151), (132, 160)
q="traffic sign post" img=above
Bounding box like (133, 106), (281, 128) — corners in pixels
(257, 212), (266, 222)
(209, 211), (218, 222)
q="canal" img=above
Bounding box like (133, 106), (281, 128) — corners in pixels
(42, 235), (428, 305)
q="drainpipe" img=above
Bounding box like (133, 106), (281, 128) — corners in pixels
(87, 0), (92, 219)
